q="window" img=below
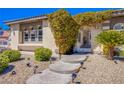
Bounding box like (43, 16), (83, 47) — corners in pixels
(23, 30), (42, 42)
(0, 40), (8, 45)
(38, 30), (42, 41)
(113, 23), (124, 30)
(30, 30), (36, 41)
(24, 31), (29, 42)
(0, 41), (2, 45)
(3, 41), (8, 45)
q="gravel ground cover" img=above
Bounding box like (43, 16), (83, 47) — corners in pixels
(74, 54), (124, 84)
(0, 54), (54, 84)
(1, 53), (124, 84)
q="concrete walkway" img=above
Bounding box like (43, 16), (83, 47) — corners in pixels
(26, 55), (87, 84)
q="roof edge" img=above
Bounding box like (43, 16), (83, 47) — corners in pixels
(5, 14), (48, 25)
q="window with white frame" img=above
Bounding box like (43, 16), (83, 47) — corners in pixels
(30, 30), (37, 41)
(24, 30), (42, 42)
(38, 30), (42, 41)
(3, 41), (8, 45)
(24, 31), (29, 42)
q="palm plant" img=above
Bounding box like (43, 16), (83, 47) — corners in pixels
(95, 30), (124, 60)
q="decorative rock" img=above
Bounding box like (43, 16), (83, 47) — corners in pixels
(82, 67), (86, 69)
(72, 73), (77, 80)
(49, 62), (81, 74)
(26, 69), (72, 84)
(11, 71), (16, 75)
(27, 58), (30, 60)
(75, 82), (81, 84)
(26, 62), (31, 67)
(34, 65), (38, 68)
(34, 65), (38, 74)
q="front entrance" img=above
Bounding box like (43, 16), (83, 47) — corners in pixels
(80, 30), (91, 48)
(75, 29), (92, 53)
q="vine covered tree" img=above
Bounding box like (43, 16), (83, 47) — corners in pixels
(95, 30), (124, 60)
(73, 10), (113, 27)
(48, 9), (80, 59)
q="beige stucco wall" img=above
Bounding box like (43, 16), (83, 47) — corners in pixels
(90, 28), (102, 50)
(42, 20), (58, 56)
(9, 19), (58, 55)
(9, 24), (20, 50)
(74, 29), (83, 49)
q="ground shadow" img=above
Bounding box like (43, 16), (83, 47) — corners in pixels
(113, 56), (124, 61)
(18, 57), (25, 61)
(113, 56), (124, 64)
(72, 52), (92, 55)
(50, 57), (57, 61)
(0, 65), (15, 75)
(11, 58), (25, 63)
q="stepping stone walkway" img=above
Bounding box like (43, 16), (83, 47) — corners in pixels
(26, 56), (87, 84)
(49, 62), (81, 74)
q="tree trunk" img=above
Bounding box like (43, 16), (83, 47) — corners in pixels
(59, 53), (62, 60)
(108, 46), (114, 60)
(58, 47), (62, 60)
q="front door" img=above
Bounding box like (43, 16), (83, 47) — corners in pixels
(81, 30), (91, 48)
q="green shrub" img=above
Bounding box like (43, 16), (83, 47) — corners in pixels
(0, 54), (9, 73)
(35, 48), (52, 61)
(2, 50), (21, 62)
(119, 50), (124, 56)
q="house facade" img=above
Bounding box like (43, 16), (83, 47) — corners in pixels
(5, 10), (124, 54)
(6, 16), (57, 54)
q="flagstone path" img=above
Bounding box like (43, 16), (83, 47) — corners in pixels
(26, 55), (87, 84)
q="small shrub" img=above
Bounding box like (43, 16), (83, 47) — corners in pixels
(2, 50), (21, 62)
(35, 48), (52, 61)
(119, 50), (124, 56)
(0, 54), (9, 73)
